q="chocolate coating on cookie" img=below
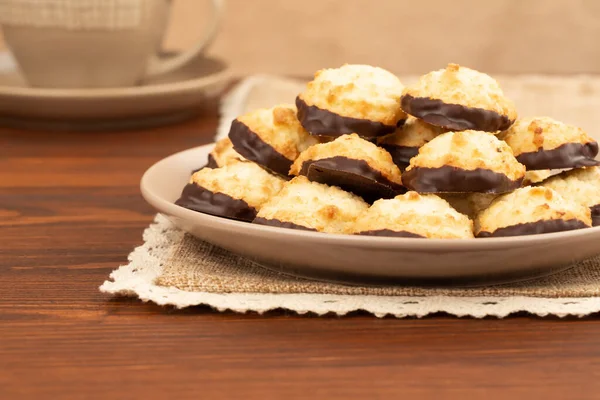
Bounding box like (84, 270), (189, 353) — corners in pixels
(351, 191), (474, 239)
(377, 144), (417, 171)
(377, 117), (446, 169)
(402, 166), (523, 194)
(297, 64), (407, 137)
(401, 63), (517, 132)
(253, 217), (318, 231)
(515, 142), (599, 170)
(179, 161), (285, 220)
(192, 154), (218, 174)
(193, 138), (244, 173)
(475, 186), (592, 237)
(500, 117), (599, 170)
(403, 130), (525, 193)
(477, 219), (589, 238)
(300, 156), (404, 203)
(228, 105), (316, 176)
(175, 183), (257, 221)
(592, 204), (600, 226)
(401, 94), (513, 132)
(295, 97), (398, 138)
(540, 166), (600, 227)
(290, 134), (404, 202)
(205, 154), (219, 169)
(356, 229), (425, 238)
(229, 119), (294, 176)
(210, 137), (245, 167)
(192, 138), (237, 174)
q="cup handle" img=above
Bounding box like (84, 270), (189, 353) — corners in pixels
(145, 0), (224, 77)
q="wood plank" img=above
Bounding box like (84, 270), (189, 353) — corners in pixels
(2, 113), (600, 399)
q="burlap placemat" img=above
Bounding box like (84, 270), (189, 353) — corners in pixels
(101, 74), (600, 318)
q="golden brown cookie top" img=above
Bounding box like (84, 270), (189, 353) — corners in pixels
(402, 63), (517, 121)
(256, 176), (369, 234)
(210, 137), (245, 167)
(405, 130), (526, 181)
(378, 116), (446, 148)
(298, 64), (407, 126)
(523, 169), (563, 185)
(351, 191), (474, 239)
(290, 133), (403, 185)
(191, 161), (285, 210)
(565, 165), (600, 184)
(475, 186), (591, 235)
(499, 116), (596, 155)
(236, 104), (318, 161)
(541, 167), (600, 209)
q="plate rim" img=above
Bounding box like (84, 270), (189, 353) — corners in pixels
(141, 143), (600, 250)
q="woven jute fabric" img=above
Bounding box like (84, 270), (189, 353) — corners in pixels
(0, 0), (142, 29)
(156, 233), (600, 298)
(101, 75), (600, 318)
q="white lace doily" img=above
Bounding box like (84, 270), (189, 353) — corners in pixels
(100, 215), (600, 318)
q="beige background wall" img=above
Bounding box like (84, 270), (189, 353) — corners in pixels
(166, 0), (600, 75)
(3, 0), (600, 76)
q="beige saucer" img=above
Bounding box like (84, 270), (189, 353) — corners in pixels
(0, 51), (230, 130)
(140, 143), (600, 286)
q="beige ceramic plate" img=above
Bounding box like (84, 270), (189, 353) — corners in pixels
(0, 52), (229, 130)
(141, 144), (600, 286)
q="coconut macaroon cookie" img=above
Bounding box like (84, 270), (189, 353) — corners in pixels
(208, 137), (245, 168)
(228, 104), (317, 176)
(192, 138), (244, 173)
(378, 116), (447, 170)
(475, 186), (591, 237)
(289, 133), (404, 202)
(499, 117), (599, 170)
(352, 192), (474, 239)
(296, 64), (407, 138)
(400, 63), (517, 132)
(253, 176), (369, 233)
(540, 167), (600, 226)
(402, 130), (525, 193)
(175, 161), (285, 222)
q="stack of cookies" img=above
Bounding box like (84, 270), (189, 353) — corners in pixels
(176, 63), (600, 239)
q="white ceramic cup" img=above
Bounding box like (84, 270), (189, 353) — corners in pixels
(1, 0), (224, 88)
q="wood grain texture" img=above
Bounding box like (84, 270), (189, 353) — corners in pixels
(2, 110), (600, 400)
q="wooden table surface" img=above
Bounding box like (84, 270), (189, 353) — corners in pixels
(2, 106), (600, 400)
